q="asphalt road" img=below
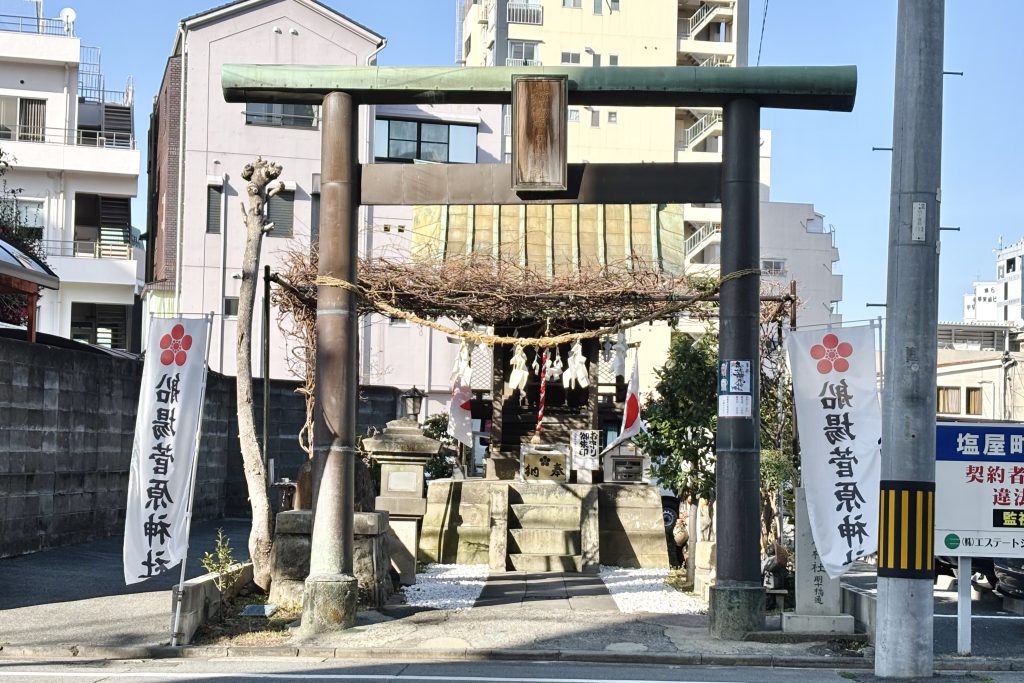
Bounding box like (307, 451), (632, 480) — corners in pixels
(1, 658), (1014, 683)
(0, 518), (251, 647)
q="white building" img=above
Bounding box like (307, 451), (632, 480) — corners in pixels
(146, 0), (385, 378)
(961, 239), (1024, 326)
(146, 0), (504, 409)
(0, 3), (141, 349)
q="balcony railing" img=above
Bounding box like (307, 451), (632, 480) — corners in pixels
(505, 58), (541, 67)
(43, 239), (134, 260)
(0, 124), (135, 149)
(0, 14), (74, 37)
(507, 2), (543, 25)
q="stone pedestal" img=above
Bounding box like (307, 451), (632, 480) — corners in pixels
(300, 573), (358, 634)
(709, 584), (765, 639)
(269, 509), (394, 610)
(782, 488), (855, 634)
(364, 418), (440, 586)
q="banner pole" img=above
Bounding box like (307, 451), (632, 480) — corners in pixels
(171, 313), (215, 648)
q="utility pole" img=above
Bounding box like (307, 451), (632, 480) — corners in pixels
(875, 1), (944, 677)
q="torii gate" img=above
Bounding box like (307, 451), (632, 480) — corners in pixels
(222, 64), (856, 636)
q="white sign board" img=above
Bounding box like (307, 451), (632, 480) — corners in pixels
(571, 429), (600, 471)
(123, 318), (209, 584)
(936, 422), (1024, 557)
(787, 327), (881, 579)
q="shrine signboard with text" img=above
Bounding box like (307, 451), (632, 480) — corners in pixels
(521, 444), (568, 483)
(936, 422), (1024, 557)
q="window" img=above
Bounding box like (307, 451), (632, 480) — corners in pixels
(761, 259), (786, 276)
(224, 297), (239, 318)
(507, 40), (540, 65)
(374, 118), (477, 163)
(937, 386), (961, 414)
(245, 103), (317, 128)
(591, 109), (600, 127)
(609, 55), (619, 66)
(1008, 258), (1017, 274)
(561, 52), (581, 64)
(966, 387), (983, 416)
(1, 197), (44, 237)
(464, 35), (471, 58)
(568, 109), (580, 123)
(593, 0), (602, 13)
(0, 96), (45, 142)
(266, 189), (294, 237)
(608, 111), (618, 124)
(610, 0), (620, 9)
(206, 185), (222, 234)
(592, 53), (601, 67)
(562, 0), (581, 7)
(503, 151), (511, 164)
(388, 315), (408, 327)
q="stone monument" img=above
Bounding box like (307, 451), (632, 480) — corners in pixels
(782, 487), (855, 634)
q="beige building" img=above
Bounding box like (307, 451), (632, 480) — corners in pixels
(457, 0), (839, 395)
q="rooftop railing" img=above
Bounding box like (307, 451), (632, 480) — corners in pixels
(0, 14), (74, 37)
(0, 124), (135, 150)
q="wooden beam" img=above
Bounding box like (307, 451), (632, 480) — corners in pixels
(360, 162), (722, 206)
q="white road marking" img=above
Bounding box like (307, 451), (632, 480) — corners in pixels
(0, 671), (748, 683)
(934, 613), (1024, 619)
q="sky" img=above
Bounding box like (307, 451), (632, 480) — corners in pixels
(10, 0), (1024, 326)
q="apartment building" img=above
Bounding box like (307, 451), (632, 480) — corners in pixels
(0, 4), (141, 350)
(145, 0), (385, 378)
(458, 0), (841, 339)
(961, 239), (1024, 326)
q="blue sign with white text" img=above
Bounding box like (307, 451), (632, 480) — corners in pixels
(936, 423), (1024, 463)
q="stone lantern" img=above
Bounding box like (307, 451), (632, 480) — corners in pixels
(363, 387), (440, 585)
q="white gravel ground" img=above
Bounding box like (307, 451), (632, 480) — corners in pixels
(401, 564), (489, 610)
(598, 566), (708, 614)
(402, 563), (707, 615)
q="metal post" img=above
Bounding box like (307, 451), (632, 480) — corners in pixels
(956, 555), (972, 655)
(301, 90), (360, 633)
(709, 97), (764, 639)
(875, 1), (944, 677)
(263, 265), (271, 485)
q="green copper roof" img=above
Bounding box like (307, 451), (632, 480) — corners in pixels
(222, 65), (856, 111)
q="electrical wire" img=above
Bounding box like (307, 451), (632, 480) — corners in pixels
(756, 0), (769, 67)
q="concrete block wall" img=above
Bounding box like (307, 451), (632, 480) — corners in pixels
(0, 337), (227, 557)
(0, 336), (404, 557)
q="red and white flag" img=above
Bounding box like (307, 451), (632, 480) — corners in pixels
(602, 356), (646, 455)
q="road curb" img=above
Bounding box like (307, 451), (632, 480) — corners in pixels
(4, 642), (1022, 671)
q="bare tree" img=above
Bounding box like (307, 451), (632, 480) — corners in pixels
(237, 157), (283, 590)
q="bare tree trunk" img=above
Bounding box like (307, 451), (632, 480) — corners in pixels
(237, 157), (284, 591)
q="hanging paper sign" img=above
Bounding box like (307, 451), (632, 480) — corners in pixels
(123, 318), (210, 584)
(571, 429), (601, 471)
(718, 359), (752, 418)
(787, 327), (881, 579)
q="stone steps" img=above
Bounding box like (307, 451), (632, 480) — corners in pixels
(509, 528), (581, 555)
(510, 503), (580, 529)
(508, 553), (583, 573)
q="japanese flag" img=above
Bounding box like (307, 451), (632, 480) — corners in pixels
(601, 357), (646, 455)
(448, 379), (474, 448)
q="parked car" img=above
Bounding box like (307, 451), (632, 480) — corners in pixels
(935, 555), (999, 591)
(994, 558), (1024, 599)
